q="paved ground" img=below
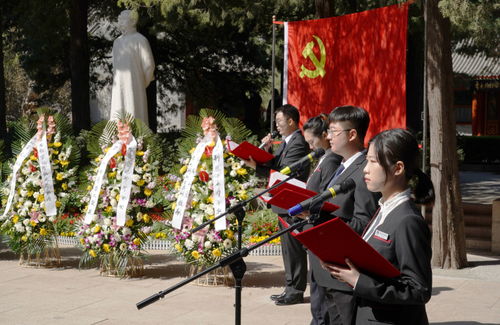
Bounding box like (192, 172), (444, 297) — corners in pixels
(0, 247), (499, 325)
(0, 171), (499, 325)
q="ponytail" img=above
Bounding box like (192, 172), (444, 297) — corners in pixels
(412, 169), (435, 205)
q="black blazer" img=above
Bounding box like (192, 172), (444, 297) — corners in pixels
(310, 153), (381, 291)
(306, 149), (342, 193)
(255, 130), (310, 214)
(354, 200), (432, 325)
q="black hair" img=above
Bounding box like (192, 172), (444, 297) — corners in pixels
(275, 104), (300, 125)
(369, 128), (435, 205)
(328, 105), (370, 143)
(303, 113), (328, 137)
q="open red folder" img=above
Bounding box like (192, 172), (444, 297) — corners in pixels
(260, 171), (339, 213)
(279, 217), (401, 279)
(227, 140), (274, 164)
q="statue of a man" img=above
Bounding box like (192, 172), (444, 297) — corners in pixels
(110, 10), (155, 126)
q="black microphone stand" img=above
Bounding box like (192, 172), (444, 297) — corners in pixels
(137, 214), (315, 321)
(142, 171), (300, 324)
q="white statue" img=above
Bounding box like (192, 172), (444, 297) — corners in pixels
(110, 10), (155, 126)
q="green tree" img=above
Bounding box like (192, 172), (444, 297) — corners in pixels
(0, 2), (6, 138)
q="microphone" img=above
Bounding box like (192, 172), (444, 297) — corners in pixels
(280, 148), (325, 175)
(258, 130), (279, 149)
(288, 178), (356, 216)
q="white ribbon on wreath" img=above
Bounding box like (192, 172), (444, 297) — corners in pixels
(84, 121), (137, 226)
(1, 115), (57, 220)
(172, 117), (226, 231)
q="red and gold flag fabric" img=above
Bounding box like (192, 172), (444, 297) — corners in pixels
(283, 4), (409, 142)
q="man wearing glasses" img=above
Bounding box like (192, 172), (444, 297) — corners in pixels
(305, 106), (380, 324)
(243, 104), (310, 306)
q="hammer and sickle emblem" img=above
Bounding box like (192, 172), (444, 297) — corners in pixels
(300, 35), (326, 79)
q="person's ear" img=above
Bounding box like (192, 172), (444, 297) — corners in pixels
(347, 128), (358, 142)
(394, 161), (405, 176)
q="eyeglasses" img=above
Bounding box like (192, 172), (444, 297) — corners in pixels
(327, 128), (352, 137)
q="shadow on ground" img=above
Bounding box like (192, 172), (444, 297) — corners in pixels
(430, 321), (500, 325)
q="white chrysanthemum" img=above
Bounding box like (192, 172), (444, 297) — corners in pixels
(143, 173), (152, 182)
(230, 170), (237, 177)
(122, 227), (132, 236)
(204, 241), (212, 249)
(22, 219), (30, 226)
(14, 222), (25, 233)
(184, 239), (194, 249)
(223, 239), (233, 249)
(132, 174), (141, 183)
(38, 216), (46, 223)
(103, 218), (112, 226)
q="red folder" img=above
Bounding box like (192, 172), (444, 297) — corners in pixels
(268, 188), (339, 213)
(280, 217), (400, 278)
(227, 140), (274, 164)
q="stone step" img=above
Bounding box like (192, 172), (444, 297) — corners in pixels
(465, 226), (491, 239)
(466, 238), (491, 251)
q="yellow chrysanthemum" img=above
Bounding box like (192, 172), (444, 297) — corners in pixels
(39, 228), (47, 236)
(143, 214), (151, 223)
(29, 155), (37, 161)
(102, 244), (111, 253)
(225, 230), (234, 239)
(174, 243), (183, 252)
(206, 196), (214, 204)
(125, 219), (134, 227)
(108, 171), (117, 178)
(95, 156), (101, 162)
(189, 147), (196, 155)
(89, 250), (97, 258)
(12, 215), (19, 224)
(93, 225), (101, 233)
(52, 150), (59, 155)
(27, 190), (34, 197)
(53, 142), (62, 148)
(171, 202), (177, 210)
(144, 188), (152, 196)
(37, 194), (45, 202)
(236, 168), (248, 176)
(105, 206), (113, 213)
(61, 183), (68, 190)
(56, 173), (64, 181)
(60, 160), (69, 167)
(21, 235), (28, 242)
(212, 248), (222, 257)
(179, 165), (187, 174)
(191, 251), (200, 259)
(136, 179), (145, 186)
(133, 238), (141, 246)
(56, 201), (62, 208)
(174, 181), (181, 190)
(86, 185), (92, 191)
(136, 151), (145, 156)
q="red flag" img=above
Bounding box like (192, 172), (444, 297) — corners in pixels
(284, 4), (408, 142)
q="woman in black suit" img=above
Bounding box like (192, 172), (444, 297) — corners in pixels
(323, 128), (434, 325)
(303, 114), (342, 325)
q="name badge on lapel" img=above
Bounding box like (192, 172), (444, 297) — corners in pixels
(374, 230), (389, 241)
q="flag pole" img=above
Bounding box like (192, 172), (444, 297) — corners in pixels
(271, 15), (276, 134)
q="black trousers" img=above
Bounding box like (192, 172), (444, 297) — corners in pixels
(323, 287), (356, 325)
(278, 215), (308, 295)
(310, 270), (329, 325)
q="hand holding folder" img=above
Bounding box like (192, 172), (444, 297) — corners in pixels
(280, 217), (400, 279)
(227, 140), (274, 164)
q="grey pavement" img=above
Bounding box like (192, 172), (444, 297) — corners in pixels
(0, 247), (499, 325)
(1, 170), (500, 324)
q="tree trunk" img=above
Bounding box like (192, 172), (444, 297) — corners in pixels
(69, 0), (90, 132)
(0, 3), (7, 139)
(425, 0), (467, 269)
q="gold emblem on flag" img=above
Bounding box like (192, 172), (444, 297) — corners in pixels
(300, 35), (326, 79)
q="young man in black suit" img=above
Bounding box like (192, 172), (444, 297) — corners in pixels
(307, 106), (380, 324)
(243, 104), (311, 305)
